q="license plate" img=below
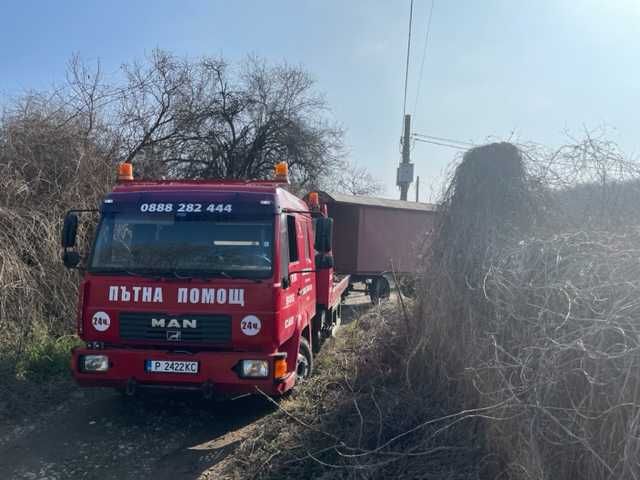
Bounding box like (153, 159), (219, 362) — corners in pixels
(145, 360), (199, 374)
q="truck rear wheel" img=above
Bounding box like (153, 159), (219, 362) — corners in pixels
(311, 309), (326, 354)
(296, 337), (313, 380)
(330, 303), (341, 337)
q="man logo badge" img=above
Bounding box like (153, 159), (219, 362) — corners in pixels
(166, 330), (181, 341)
(151, 318), (198, 328)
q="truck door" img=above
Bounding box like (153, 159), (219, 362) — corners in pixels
(279, 214), (302, 335)
(298, 217), (316, 318)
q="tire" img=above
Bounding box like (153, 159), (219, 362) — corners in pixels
(369, 276), (391, 304)
(311, 310), (326, 354)
(296, 337), (313, 381)
(330, 304), (341, 337)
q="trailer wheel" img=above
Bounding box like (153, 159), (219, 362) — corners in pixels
(296, 337), (313, 380)
(369, 276), (391, 304)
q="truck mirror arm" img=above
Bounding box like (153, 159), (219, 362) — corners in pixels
(65, 208), (100, 217)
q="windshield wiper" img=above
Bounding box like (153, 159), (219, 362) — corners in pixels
(171, 270), (234, 281)
(89, 268), (162, 279)
(128, 269), (165, 280)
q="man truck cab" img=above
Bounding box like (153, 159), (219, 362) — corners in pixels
(62, 162), (348, 398)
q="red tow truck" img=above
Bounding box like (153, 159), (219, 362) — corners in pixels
(61, 162), (349, 398)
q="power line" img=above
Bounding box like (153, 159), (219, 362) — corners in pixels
(412, 0), (435, 120)
(412, 133), (532, 151)
(402, 0), (414, 119)
(412, 138), (469, 151)
(412, 132), (476, 147)
(411, 135), (472, 151)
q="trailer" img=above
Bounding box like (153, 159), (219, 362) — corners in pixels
(315, 191), (437, 303)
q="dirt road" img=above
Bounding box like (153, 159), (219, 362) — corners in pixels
(0, 388), (274, 480)
(0, 292), (372, 480)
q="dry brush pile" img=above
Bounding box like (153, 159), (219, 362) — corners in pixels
(0, 98), (113, 383)
(416, 141), (640, 479)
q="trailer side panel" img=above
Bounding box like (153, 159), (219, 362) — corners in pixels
(357, 206), (434, 274)
(319, 192), (437, 275)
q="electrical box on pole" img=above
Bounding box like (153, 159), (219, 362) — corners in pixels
(397, 114), (414, 201)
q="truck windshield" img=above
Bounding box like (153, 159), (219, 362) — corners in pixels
(89, 213), (274, 279)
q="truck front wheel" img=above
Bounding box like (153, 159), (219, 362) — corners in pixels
(296, 337), (313, 380)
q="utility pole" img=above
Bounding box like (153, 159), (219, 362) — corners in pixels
(397, 114), (414, 201)
(415, 175), (420, 202)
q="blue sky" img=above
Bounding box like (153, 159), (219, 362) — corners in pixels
(1, 1), (638, 200)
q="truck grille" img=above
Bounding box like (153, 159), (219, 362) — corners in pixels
(119, 312), (231, 344)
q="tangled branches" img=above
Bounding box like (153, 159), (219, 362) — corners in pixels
(477, 231), (640, 478)
(418, 141), (640, 479)
(0, 97), (112, 367)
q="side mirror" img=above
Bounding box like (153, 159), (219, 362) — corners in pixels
(61, 213), (79, 248)
(314, 217), (333, 254)
(62, 250), (80, 269)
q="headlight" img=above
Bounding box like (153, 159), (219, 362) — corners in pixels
(238, 360), (269, 378)
(81, 355), (109, 372)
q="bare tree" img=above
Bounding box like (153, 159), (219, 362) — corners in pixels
(322, 159), (385, 196)
(100, 50), (343, 187)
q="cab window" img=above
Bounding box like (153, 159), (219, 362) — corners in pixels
(279, 214), (290, 280)
(286, 215), (298, 263)
(302, 220), (310, 261)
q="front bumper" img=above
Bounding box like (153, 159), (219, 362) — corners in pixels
(71, 347), (295, 397)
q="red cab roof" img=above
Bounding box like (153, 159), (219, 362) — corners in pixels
(109, 179), (308, 212)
